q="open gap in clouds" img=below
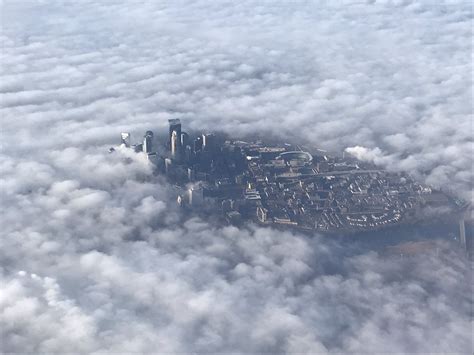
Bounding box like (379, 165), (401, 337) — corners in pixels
(0, 0), (472, 353)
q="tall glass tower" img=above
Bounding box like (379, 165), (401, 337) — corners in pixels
(143, 130), (154, 153)
(168, 119), (181, 151)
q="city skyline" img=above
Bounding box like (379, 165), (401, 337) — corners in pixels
(112, 121), (467, 238)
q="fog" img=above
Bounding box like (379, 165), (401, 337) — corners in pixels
(0, 1), (472, 353)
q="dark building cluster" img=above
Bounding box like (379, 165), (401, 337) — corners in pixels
(112, 120), (463, 233)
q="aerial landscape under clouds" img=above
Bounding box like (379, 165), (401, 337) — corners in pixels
(0, 0), (472, 353)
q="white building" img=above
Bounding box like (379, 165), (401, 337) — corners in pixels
(187, 186), (204, 206)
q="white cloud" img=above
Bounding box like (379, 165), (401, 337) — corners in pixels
(0, 0), (472, 353)
(345, 145), (386, 163)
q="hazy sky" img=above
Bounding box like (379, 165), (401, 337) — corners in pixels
(0, 1), (472, 353)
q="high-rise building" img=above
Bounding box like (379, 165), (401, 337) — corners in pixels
(147, 152), (158, 165)
(171, 131), (179, 158)
(184, 145), (193, 163)
(120, 132), (131, 147)
(132, 143), (143, 153)
(143, 130), (154, 153)
(181, 132), (189, 147)
(165, 158), (173, 175)
(202, 133), (216, 151)
(187, 185), (204, 206)
(193, 136), (203, 152)
(187, 167), (195, 181)
(168, 119), (181, 150)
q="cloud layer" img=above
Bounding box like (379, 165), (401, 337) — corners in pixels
(0, 0), (472, 353)
(2, 0), (472, 197)
(1, 147), (471, 352)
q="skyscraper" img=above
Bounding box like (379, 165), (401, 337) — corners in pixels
(168, 119), (181, 151)
(187, 185), (204, 206)
(120, 132), (131, 147)
(193, 136), (203, 153)
(181, 132), (189, 148)
(171, 131), (178, 158)
(143, 130), (154, 153)
(184, 145), (193, 163)
(165, 158), (172, 175)
(202, 133), (216, 151)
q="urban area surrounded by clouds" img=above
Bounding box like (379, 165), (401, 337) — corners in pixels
(0, 0), (472, 354)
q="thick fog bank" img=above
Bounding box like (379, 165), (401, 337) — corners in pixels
(1, 0), (472, 353)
